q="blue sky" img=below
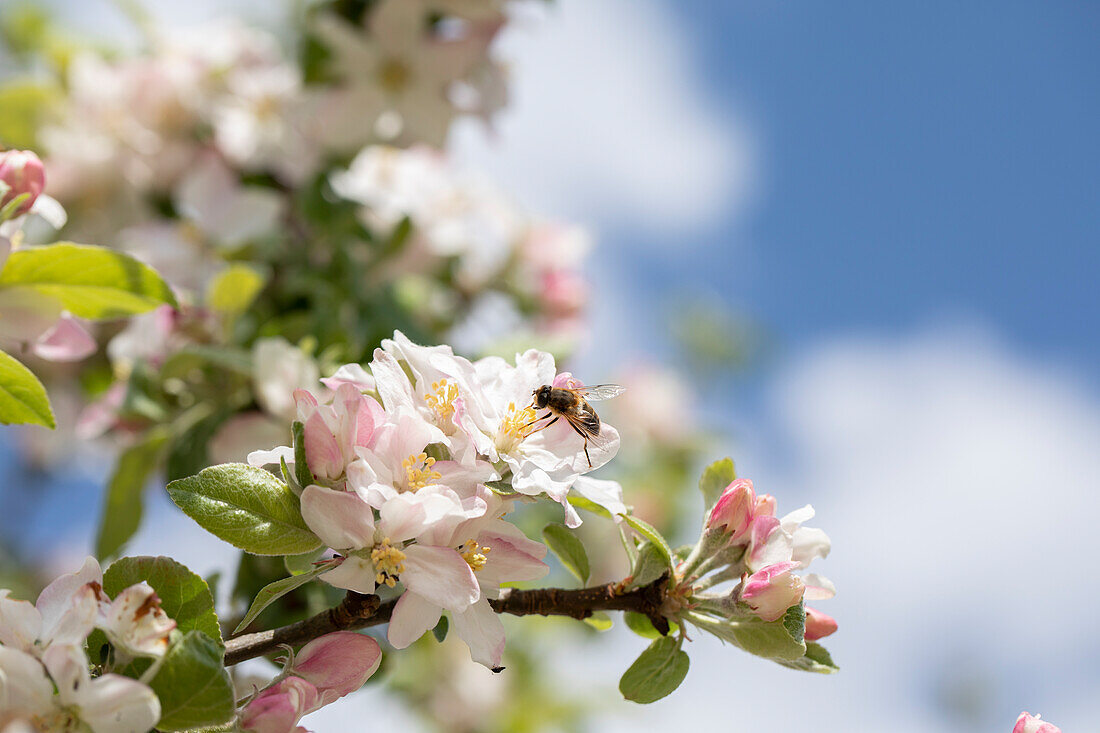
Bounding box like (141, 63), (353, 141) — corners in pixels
(8, 1), (1100, 731)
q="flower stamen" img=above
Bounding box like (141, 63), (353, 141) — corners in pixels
(371, 538), (406, 588)
(458, 539), (491, 572)
(497, 401), (537, 454)
(423, 379), (459, 423)
(402, 452), (441, 492)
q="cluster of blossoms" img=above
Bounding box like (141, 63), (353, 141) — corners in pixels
(248, 332), (623, 668)
(671, 477), (837, 643)
(0, 149), (93, 365)
(0, 557), (172, 732)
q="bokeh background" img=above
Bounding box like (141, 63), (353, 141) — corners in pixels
(3, 1), (1098, 730)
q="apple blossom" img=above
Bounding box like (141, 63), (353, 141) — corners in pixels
(1013, 712), (1061, 733)
(97, 583), (177, 659)
(288, 631), (382, 704)
(735, 561), (806, 622)
(240, 676), (319, 733)
(707, 478), (757, 542)
(0, 150), (46, 216)
(804, 607), (838, 641)
(0, 556), (102, 656)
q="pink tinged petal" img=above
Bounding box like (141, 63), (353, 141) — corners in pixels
(387, 591), (442, 650)
(101, 583), (176, 658)
(551, 372), (579, 389)
(755, 494), (777, 516)
(355, 395), (386, 450)
(0, 646), (55, 718)
(476, 528), (549, 592)
(707, 478), (756, 541)
(451, 598), (506, 670)
(303, 412), (344, 481)
(32, 315), (96, 362)
(242, 677), (320, 733)
(802, 573), (836, 601)
(300, 485), (375, 551)
(0, 590), (42, 652)
(370, 350), (417, 415)
(79, 674), (161, 733)
(1014, 712), (1062, 733)
(36, 556), (102, 645)
(738, 562), (805, 622)
(747, 516), (792, 570)
(320, 556), (376, 596)
(320, 363), (376, 393)
(804, 608), (838, 641)
(291, 631), (381, 702)
(401, 545), (479, 611)
(293, 389), (319, 420)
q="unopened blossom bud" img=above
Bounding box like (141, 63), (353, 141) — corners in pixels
(804, 607), (838, 641)
(289, 631), (381, 704)
(240, 676), (319, 733)
(0, 150), (45, 216)
(1013, 712), (1061, 733)
(755, 494), (776, 517)
(737, 561), (805, 622)
(99, 582), (177, 658)
(707, 478), (756, 542)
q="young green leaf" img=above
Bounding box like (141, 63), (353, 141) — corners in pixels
(619, 514), (675, 574)
(95, 428), (171, 559)
(584, 612), (614, 631)
(291, 421), (314, 489)
(0, 349), (54, 427)
(691, 605), (807, 661)
(619, 636), (690, 704)
(0, 243), (177, 318)
(233, 565), (328, 635)
(541, 523), (590, 584)
(205, 264), (266, 314)
(149, 631), (235, 731)
(567, 494), (613, 520)
(698, 457), (736, 509)
(103, 556), (222, 647)
(432, 616), (449, 643)
(166, 464), (321, 556)
(777, 642), (840, 674)
(629, 542), (670, 590)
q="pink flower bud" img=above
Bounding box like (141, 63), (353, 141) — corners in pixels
(804, 607), (838, 641)
(755, 494), (776, 517)
(240, 677), (319, 733)
(707, 478), (756, 542)
(0, 150), (45, 216)
(1013, 712), (1061, 733)
(737, 561), (805, 622)
(289, 631), (381, 704)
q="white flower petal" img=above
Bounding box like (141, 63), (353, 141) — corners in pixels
(321, 556), (376, 596)
(402, 545), (479, 611)
(79, 674), (161, 733)
(387, 591), (442, 649)
(0, 590), (42, 653)
(0, 646), (55, 718)
(451, 598), (506, 669)
(802, 573), (837, 601)
(300, 485), (375, 550)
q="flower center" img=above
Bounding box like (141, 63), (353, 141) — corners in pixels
(377, 58), (411, 93)
(402, 452), (441, 492)
(423, 379), (459, 424)
(496, 401), (537, 454)
(371, 538), (406, 588)
(458, 539), (491, 572)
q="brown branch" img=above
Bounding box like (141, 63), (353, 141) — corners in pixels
(223, 575), (669, 667)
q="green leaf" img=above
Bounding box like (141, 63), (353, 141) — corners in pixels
(0, 243), (177, 319)
(630, 542), (670, 590)
(567, 494), (612, 519)
(95, 429), (171, 558)
(583, 612), (613, 631)
(167, 464), (321, 556)
(619, 514), (674, 573)
(541, 523), (590, 584)
(233, 566), (327, 635)
(624, 611), (663, 639)
(103, 556), (222, 647)
(291, 421), (314, 489)
(777, 642), (840, 674)
(432, 616), (449, 643)
(205, 264), (266, 314)
(694, 605), (807, 661)
(699, 457), (736, 509)
(150, 631), (234, 731)
(0, 349), (53, 427)
(619, 637), (690, 704)
(284, 547), (326, 575)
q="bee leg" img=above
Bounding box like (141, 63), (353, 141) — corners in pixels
(523, 412), (554, 429)
(567, 421), (594, 468)
(526, 416), (559, 437)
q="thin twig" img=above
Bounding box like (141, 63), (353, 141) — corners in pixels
(223, 575), (670, 666)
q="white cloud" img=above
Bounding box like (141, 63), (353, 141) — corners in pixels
(451, 0), (754, 234)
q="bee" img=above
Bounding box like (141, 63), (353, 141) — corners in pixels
(527, 383), (626, 468)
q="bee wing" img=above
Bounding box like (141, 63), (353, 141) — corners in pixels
(572, 384), (625, 401)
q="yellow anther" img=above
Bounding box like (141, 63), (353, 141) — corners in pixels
(459, 539), (491, 572)
(423, 379), (460, 423)
(370, 538), (407, 588)
(497, 402), (537, 454)
(402, 452), (442, 492)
